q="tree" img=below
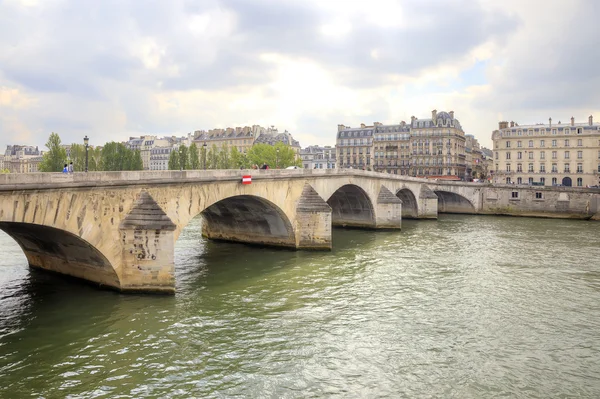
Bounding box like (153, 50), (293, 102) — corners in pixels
(200, 144), (208, 170)
(39, 132), (68, 172)
(168, 148), (180, 170)
(88, 146), (102, 171)
(247, 143), (300, 169)
(179, 144), (189, 170)
(217, 144), (231, 169)
(69, 143), (86, 172)
(189, 143), (200, 170)
(131, 150), (143, 170)
(207, 144), (219, 169)
(99, 142), (143, 171)
(0, 169), (9, 174)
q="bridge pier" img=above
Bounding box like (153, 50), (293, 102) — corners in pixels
(375, 186), (403, 229)
(418, 185), (439, 219)
(295, 184), (333, 250)
(118, 192), (176, 294)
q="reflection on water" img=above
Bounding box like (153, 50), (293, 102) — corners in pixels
(1, 216), (600, 398)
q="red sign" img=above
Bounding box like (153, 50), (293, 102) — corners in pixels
(242, 175), (252, 184)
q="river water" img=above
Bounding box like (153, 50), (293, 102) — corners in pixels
(0, 215), (599, 398)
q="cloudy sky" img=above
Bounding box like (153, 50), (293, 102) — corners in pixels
(1, 0), (599, 151)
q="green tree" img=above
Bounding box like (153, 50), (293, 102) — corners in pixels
(88, 147), (102, 171)
(39, 132), (68, 172)
(0, 168), (9, 174)
(207, 144), (219, 169)
(247, 143), (300, 169)
(189, 143), (200, 169)
(200, 144), (208, 170)
(131, 150), (143, 170)
(217, 144), (231, 169)
(179, 144), (189, 170)
(168, 149), (180, 170)
(69, 143), (86, 172)
(274, 142), (301, 168)
(99, 142), (142, 171)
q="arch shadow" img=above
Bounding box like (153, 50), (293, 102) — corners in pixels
(327, 184), (376, 228)
(197, 195), (296, 248)
(0, 222), (120, 289)
(396, 188), (418, 219)
(433, 191), (476, 214)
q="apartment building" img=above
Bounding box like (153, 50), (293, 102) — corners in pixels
(491, 116), (600, 187)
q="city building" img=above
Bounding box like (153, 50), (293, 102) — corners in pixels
(126, 134), (190, 169)
(3, 145), (43, 173)
(0, 154), (4, 171)
(336, 110), (467, 179)
(300, 145), (336, 169)
(149, 146), (174, 170)
(193, 125), (301, 157)
(491, 116), (600, 187)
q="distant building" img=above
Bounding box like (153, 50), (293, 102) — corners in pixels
(149, 146), (174, 170)
(4, 145), (43, 173)
(300, 145), (336, 169)
(336, 110), (467, 179)
(492, 116), (600, 187)
(126, 134), (189, 170)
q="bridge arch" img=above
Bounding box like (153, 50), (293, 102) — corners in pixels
(0, 222), (120, 288)
(434, 190), (475, 214)
(396, 188), (418, 218)
(193, 195), (296, 248)
(327, 184), (376, 228)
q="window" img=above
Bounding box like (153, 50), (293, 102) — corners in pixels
(506, 141), (511, 148)
(552, 177), (557, 185)
(552, 140), (557, 147)
(517, 177), (522, 184)
(565, 128), (570, 135)
(577, 178), (583, 187)
(495, 152), (499, 159)
(552, 163), (558, 172)
(540, 177), (545, 185)
(552, 129), (557, 135)
(577, 151), (582, 159)
(529, 152), (534, 160)
(517, 163), (523, 172)
(517, 141), (522, 148)
(540, 140), (545, 147)
(506, 164), (511, 172)
(506, 177), (511, 184)
(577, 128), (583, 134)
(535, 192), (543, 199)
(578, 139), (582, 147)
(517, 152), (522, 159)
(540, 163), (546, 172)
(506, 152), (511, 159)
(511, 191), (519, 198)
(529, 140), (534, 148)
(529, 177), (534, 184)
(564, 163), (570, 173)
(552, 151), (557, 159)
(540, 151), (545, 159)
(528, 163), (534, 172)
(565, 139), (570, 147)
(565, 151), (570, 159)
(577, 163), (583, 173)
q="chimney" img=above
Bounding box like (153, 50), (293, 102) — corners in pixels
(449, 111), (454, 119)
(360, 123), (366, 128)
(589, 115), (594, 126)
(571, 116), (575, 126)
(432, 109), (437, 121)
(337, 124), (346, 132)
(510, 121), (515, 128)
(549, 117), (552, 127)
(411, 116), (416, 125)
(499, 121), (508, 129)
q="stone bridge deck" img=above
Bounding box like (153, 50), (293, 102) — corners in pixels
(1, 169), (598, 294)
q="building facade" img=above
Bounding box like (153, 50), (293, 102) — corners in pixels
(336, 110), (467, 179)
(300, 145), (336, 169)
(3, 145), (43, 173)
(492, 116), (600, 187)
(149, 146), (174, 170)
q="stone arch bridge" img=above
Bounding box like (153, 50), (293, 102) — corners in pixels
(1, 169), (598, 294)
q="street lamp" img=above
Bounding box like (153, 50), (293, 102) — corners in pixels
(276, 147), (280, 169)
(84, 135), (89, 172)
(179, 147), (183, 171)
(202, 142), (207, 170)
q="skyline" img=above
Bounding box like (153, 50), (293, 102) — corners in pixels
(1, 0), (599, 151)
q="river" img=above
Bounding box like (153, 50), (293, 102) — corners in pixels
(0, 215), (599, 398)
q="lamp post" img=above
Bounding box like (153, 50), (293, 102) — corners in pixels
(276, 147), (280, 169)
(202, 142), (207, 170)
(84, 135), (89, 172)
